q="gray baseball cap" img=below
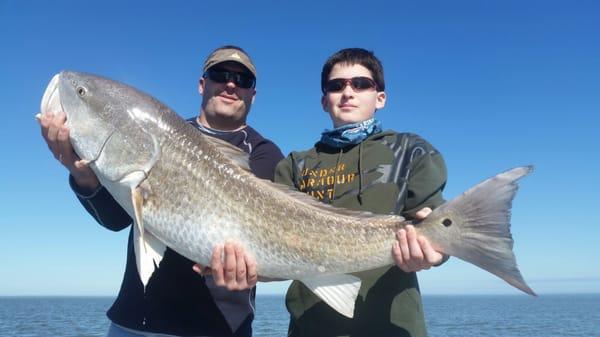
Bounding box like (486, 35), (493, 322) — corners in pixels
(203, 47), (257, 78)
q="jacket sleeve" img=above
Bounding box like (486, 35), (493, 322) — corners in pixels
(69, 175), (132, 231)
(401, 144), (447, 219)
(273, 153), (297, 188)
(249, 140), (285, 181)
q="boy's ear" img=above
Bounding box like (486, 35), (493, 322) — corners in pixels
(321, 95), (329, 112)
(375, 91), (387, 109)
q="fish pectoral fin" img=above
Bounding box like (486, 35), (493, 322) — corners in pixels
(300, 274), (362, 318)
(132, 186), (146, 252)
(132, 186), (166, 289)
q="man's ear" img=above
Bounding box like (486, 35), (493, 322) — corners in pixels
(250, 88), (257, 105)
(321, 95), (328, 113)
(198, 78), (205, 96)
(375, 91), (387, 110)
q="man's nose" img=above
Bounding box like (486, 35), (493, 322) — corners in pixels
(224, 80), (239, 94)
(226, 80), (237, 89)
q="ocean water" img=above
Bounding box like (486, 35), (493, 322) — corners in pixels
(0, 294), (598, 337)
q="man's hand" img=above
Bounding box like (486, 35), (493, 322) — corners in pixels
(392, 207), (445, 272)
(38, 111), (100, 191)
(193, 241), (258, 291)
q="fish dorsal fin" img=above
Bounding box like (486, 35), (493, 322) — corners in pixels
(203, 135), (251, 172)
(300, 274), (362, 318)
(267, 181), (405, 221)
(131, 185), (166, 289)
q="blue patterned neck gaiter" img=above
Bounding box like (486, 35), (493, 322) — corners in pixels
(320, 118), (382, 148)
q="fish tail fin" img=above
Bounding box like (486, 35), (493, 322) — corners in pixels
(427, 166), (536, 296)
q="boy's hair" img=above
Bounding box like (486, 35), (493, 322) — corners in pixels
(321, 48), (385, 94)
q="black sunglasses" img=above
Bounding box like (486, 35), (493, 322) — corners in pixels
(203, 68), (256, 89)
(323, 77), (378, 94)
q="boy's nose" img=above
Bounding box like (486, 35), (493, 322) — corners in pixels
(341, 84), (355, 97)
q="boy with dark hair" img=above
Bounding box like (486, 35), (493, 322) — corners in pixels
(274, 48), (448, 336)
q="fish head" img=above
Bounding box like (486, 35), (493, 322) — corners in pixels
(41, 71), (125, 163)
(40, 71), (162, 183)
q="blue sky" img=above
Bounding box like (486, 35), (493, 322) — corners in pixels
(1, 0), (598, 297)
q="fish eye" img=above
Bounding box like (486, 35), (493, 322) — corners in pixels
(77, 86), (87, 97)
(442, 218), (452, 227)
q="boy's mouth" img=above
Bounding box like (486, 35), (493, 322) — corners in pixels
(339, 104), (358, 110)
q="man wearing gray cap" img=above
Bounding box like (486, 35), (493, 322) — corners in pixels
(39, 45), (283, 337)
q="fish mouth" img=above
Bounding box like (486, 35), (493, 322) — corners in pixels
(40, 73), (63, 117)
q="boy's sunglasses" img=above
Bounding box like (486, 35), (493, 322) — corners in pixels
(203, 68), (256, 89)
(323, 77), (378, 93)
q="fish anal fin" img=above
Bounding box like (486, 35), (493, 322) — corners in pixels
(300, 274), (361, 318)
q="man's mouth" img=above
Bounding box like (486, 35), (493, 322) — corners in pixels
(218, 94), (238, 103)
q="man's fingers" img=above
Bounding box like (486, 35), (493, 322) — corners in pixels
(57, 126), (75, 165)
(235, 244), (247, 286)
(54, 111), (67, 124)
(223, 243), (237, 285)
(245, 252), (258, 287)
(57, 125), (70, 146)
(73, 159), (88, 169)
(39, 112), (51, 138)
(44, 114), (60, 152)
(211, 245), (225, 286)
(48, 112), (66, 143)
(206, 242), (258, 291)
(41, 112), (71, 163)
